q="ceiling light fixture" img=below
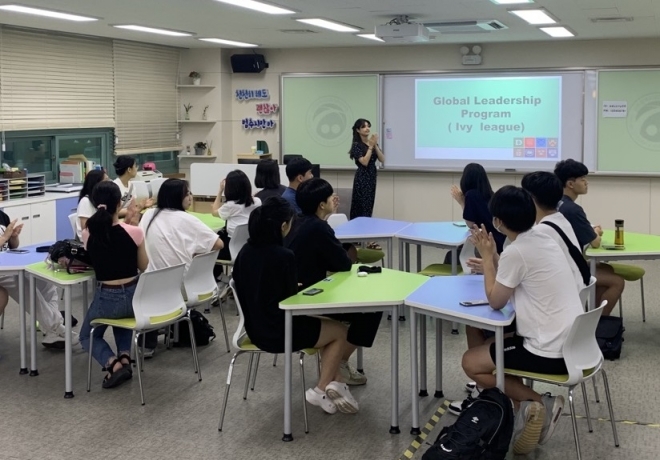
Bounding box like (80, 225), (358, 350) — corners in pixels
(213, 0), (294, 15)
(199, 38), (259, 47)
(509, 8), (557, 25)
(113, 25), (193, 37)
(490, 0), (534, 4)
(357, 34), (385, 42)
(0, 4), (98, 22)
(296, 18), (360, 33)
(540, 26), (575, 38)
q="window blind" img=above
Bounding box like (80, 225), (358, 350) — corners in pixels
(0, 27), (115, 131)
(113, 40), (181, 155)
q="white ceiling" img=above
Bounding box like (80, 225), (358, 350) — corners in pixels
(0, 0), (658, 49)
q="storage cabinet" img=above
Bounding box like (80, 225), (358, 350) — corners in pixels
(3, 201), (56, 246)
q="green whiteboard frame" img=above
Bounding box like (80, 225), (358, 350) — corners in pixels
(280, 73), (380, 169)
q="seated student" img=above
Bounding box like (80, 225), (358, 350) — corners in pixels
(255, 159), (286, 201)
(76, 169), (108, 240)
(461, 186), (583, 455)
(112, 156), (155, 218)
(212, 170), (261, 262)
(79, 181), (147, 389)
(138, 178), (224, 358)
(0, 214), (77, 349)
(285, 178), (380, 386)
(281, 157), (313, 214)
(554, 159), (624, 315)
(233, 196), (359, 414)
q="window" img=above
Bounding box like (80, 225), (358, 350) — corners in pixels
(1, 134), (55, 179)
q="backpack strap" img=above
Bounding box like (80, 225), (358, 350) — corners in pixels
(540, 220), (591, 286)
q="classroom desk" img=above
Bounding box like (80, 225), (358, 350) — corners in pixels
(395, 221), (470, 395)
(404, 275), (515, 435)
(187, 211), (225, 232)
(25, 262), (95, 398)
(0, 244), (53, 374)
(332, 217), (411, 269)
(279, 266), (427, 441)
(586, 230), (660, 309)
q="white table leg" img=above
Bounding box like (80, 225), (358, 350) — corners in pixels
(29, 273), (38, 376)
(18, 272), (27, 374)
(589, 258), (597, 310)
(64, 286), (74, 398)
(435, 319), (444, 398)
(82, 280), (89, 316)
(390, 304), (400, 434)
(386, 237), (393, 269)
(356, 346), (364, 373)
(419, 315), (428, 396)
(451, 248), (459, 334)
(410, 309), (420, 435)
(495, 326), (505, 391)
(283, 310), (293, 441)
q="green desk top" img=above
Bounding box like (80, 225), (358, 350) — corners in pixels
(586, 230), (660, 257)
(188, 211), (224, 232)
(280, 265), (428, 310)
(24, 262), (95, 285)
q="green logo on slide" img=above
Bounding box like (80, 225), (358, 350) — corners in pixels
(627, 94), (660, 151)
(305, 97), (353, 147)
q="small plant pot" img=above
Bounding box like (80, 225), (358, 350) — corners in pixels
(185, 113), (190, 120)
(192, 78), (201, 86)
(202, 113), (208, 121)
(194, 148), (205, 156)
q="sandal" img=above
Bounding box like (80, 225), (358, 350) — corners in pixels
(102, 358), (132, 389)
(118, 353), (133, 375)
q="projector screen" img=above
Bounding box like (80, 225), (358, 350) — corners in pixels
(382, 72), (590, 171)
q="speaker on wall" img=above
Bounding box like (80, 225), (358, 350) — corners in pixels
(230, 54), (269, 73)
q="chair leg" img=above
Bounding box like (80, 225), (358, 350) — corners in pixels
(218, 350), (244, 432)
(243, 353), (255, 400)
(641, 277), (646, 322)
(0, 312), (4, 329)
(300, 352), (309, 434)
(601, 369), (620, 447)
(86, 327), (95, 392)
(581, 382), (593, 433)
(141, 333), (146, 370)
(592, 378), (600, 403)
(185, 317), (202, 381)
(250, 354), (261, 391)
(165, 325), (172, 349)
(618, 297), (623, 321)
(568, 387), (583, 460)
(273, 354), (278, 367)
(217, 298), (231, 353)
(316, 353), (321, 379)
(134, 332), (146, 405)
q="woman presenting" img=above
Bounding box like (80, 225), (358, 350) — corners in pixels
(349, 118), (384, 220)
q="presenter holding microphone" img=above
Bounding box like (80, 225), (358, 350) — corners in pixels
(349, 118), (384, 223)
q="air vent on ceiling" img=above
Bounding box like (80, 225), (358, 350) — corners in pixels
(280, 29), (317, 34)
(590, 17), (633, 23)
(425, 20), (508, 34)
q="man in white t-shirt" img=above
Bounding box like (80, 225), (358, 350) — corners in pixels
(521, 171), (587, 294)
(461, 186), (584, 455)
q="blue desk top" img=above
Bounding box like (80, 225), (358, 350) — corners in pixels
(395, 222), (469, 246)
(333, 217), (411, 239)
(0, 243), (52, 270)
(405, 275), (515, 326)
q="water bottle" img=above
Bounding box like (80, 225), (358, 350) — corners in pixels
(614, 219), (624, 247)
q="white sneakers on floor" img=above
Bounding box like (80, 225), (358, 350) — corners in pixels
(339, 361), (367, 386)
(513, 400), (546, 455)
(306, 381), (359, 415)
(305, 388), (337, 414)
(42, 330), (79, 349)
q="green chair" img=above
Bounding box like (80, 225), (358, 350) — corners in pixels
(419, 239), (472, 277)
(608, 263), (646, 321)
(327, 213), (386, 266)
(503, 302), (618, 460)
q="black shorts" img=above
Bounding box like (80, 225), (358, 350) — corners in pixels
(482, 320), (517, 340)
(489, 334), (567, 375)
(252, 316), (322, 354)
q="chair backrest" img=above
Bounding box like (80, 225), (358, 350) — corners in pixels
(149, 178), (168, 200)
(561, 301), (606, 385)
(229, 224), (249, 260)
(183, 250), (220, 307)
(327, 213), (348, 230)
(132, 264), (187, 330)
(459, 238), (476, 274)
(578, 276), (597, 310)
(129, 180), (151, 202)
(68, 213), (78, 239)
(229, 279), (247, 349)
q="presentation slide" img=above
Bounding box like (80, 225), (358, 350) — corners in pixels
(415, 76), (562, 162)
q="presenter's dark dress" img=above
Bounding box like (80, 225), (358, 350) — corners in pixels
(349, 142), (378, 219)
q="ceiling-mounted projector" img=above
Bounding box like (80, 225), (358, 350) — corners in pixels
(375, 22), (429, 43)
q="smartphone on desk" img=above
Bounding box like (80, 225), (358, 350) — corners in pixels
(303, 288), (324, 296)
(602, 244), (625, 250)
(459, 300), (489, 307)
(7, 249), (29, 254)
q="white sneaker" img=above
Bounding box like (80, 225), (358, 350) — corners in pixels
(42, 330), (79, 349)
(539, 393), (565, 445)
(339, 361), (367, 386)
(139, 348), (156, 359)
(325, 381), (359, 414)
(465, 381), (477, 393)
(513, 401), (545, 455)
(217, 282), (230, 300)
(448, 386), (480, 415)
(305, 388), (337, 414)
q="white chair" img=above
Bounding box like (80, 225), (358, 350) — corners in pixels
(218, 279), (319, 434)
(229, 224), (249, 260)
(148, 177), (168, 200)
(327, 213), (348, 229)
(182, 251), (230, 352)
(68, 213), (78, 240)
(86, 264), (201, 405)
(579, 276), (597, 308)
(503, 302), (619, 460)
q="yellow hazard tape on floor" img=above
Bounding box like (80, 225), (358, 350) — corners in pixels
(398, 401), (450, 460)
(562, 413), (660, 428)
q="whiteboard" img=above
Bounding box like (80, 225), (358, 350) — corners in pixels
(190, 163), (288, 196)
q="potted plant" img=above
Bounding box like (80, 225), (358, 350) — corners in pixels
(189, 71), (201, 85)
(194, 141), (207, 156)
(202, 105), (209, 121)
(183, 103), (193, 120)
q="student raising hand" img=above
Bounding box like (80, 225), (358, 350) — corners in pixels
(469, 224), (496, 259)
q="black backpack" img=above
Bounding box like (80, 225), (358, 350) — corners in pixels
(422, 388), (514, 460)
(596, 315), (624, 360)
(48, 239), (93, 274)
(172, 310), (216, 347)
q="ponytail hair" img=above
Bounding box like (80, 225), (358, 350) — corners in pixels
(86, 181), (121, 248)
(247, 196), (294, 246)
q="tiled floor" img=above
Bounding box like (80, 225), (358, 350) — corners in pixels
(0, 251), (658, 460)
